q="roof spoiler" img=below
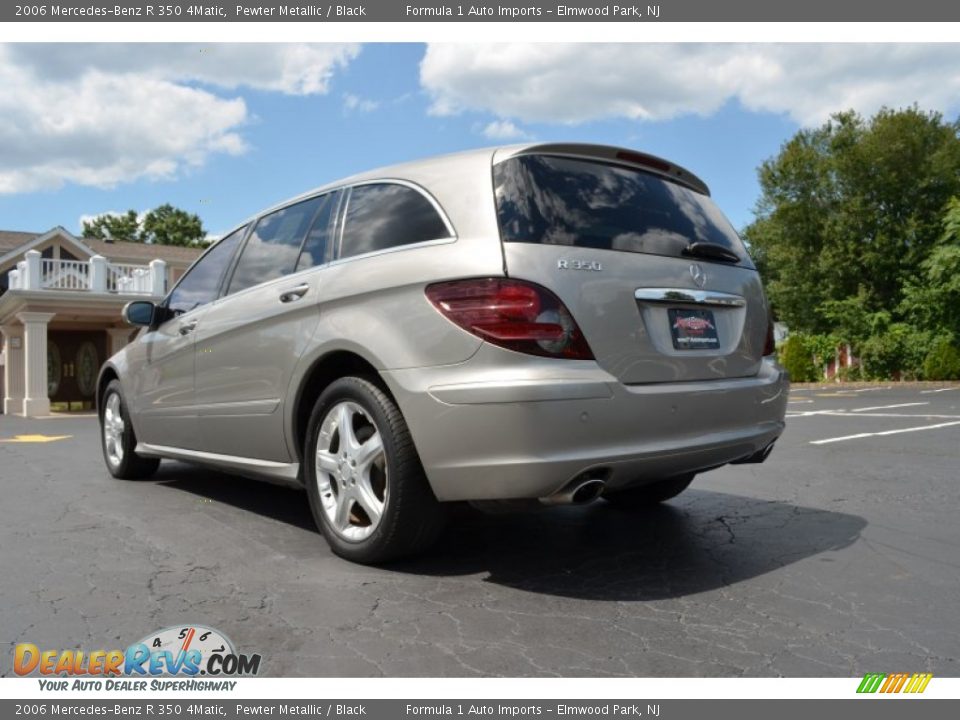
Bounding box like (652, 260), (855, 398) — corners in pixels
(492, 142), (711, 196)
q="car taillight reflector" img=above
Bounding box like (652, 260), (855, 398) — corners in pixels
(764, 316), (776, 356)
(425, 278), (594, 360)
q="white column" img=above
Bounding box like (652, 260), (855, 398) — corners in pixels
(90, 255), (108, 292)
(1, 323), (25, 415)
(16, 312), (56, 418)
(149, 259), (167, 297)
(24, 250), (41, 290)
(106, 328), (134, 357)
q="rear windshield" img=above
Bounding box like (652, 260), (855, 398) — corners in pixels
(493, 154), (752, 267)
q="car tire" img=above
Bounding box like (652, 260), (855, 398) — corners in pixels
(100, 379), (161, 480)
(603, 473), (695, 508)
(304, 376), (446, 564)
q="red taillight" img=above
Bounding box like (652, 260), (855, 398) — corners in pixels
(425, 278), (594, 360)
(763, 316), (776, 356)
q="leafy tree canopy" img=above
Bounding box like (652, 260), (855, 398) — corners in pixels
(81, 210), (141, 244)
(81, 204), (206, 247)
(744, 106), (960, 337)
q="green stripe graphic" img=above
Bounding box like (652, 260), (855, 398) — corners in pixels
(857, 673), (886, 693)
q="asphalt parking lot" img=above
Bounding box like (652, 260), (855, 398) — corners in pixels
(2, 384), (959, 677)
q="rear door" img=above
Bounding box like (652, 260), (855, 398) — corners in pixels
(493, 150), (769, 384)
(193, 192), (337, 462)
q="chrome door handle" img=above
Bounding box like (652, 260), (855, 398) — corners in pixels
(178, 319), (198, 335)
(279, 284), (310, 303)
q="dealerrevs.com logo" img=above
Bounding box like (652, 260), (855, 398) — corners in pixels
(14, 625), (261, 683)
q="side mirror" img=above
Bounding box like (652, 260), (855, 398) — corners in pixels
(122, 301), (156, 327)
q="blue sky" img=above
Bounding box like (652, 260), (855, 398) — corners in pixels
(1, 43), (957, 238)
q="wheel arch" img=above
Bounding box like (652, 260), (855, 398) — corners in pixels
(95, 363), (120, 420)
(288, 348), (396, 464)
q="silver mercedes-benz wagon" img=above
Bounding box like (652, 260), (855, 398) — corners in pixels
(98, 143), (788, 563)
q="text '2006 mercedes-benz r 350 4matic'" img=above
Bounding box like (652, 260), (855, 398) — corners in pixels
(98, 143), (788, 563)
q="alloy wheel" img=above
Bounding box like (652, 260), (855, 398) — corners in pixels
(103, 392), (125, 468)
(314, 401), (388, 542)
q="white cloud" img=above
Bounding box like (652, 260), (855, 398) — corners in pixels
(9, 43), (361, 96)
(481, 120), (529, 140)
(343, 93), (380, 113)
(420, 44), (960, 127)
(0, 44), (360, 194)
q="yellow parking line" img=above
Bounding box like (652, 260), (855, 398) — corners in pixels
(0, 434), (73, 443)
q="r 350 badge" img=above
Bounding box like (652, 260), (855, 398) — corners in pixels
(557, 259), (603, 271)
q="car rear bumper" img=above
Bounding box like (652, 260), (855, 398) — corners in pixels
(382, 349), (788, 502)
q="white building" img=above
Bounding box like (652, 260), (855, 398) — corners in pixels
(0, 227), (201, 416)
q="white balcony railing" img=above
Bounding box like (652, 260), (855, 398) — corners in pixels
(7, 250), (165, 296)
(108, 263), (154, 294)
(40, 258), (90, 291)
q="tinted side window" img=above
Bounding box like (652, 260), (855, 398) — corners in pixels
(340, 184), (450, 260)
(167, 227), (245, 316)
(228, 196), (322, 295)
(296, 192), (338, 272)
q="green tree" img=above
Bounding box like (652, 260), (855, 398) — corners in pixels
(744, 107), (960, 338)
(141, 204), (206, 247)
(81, 204), (206, 246)
(81, 210), (141, 242)
(900, 197), (960, 337)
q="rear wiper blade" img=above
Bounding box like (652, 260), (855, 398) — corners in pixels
(683, 242), (741, 264)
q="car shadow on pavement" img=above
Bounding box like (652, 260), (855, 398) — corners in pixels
(153, 462), (317, 532)
(392, 494), (867, 600)
(154, 463), (866, 602)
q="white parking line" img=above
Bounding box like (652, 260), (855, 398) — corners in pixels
(852, 402), (929, 413)
(920, 387), (959, 394)
(788, 399), (814, 404)
(836, 412), (960, 419)
(811, 420), (960, 445)
(787, 411), (960, 420)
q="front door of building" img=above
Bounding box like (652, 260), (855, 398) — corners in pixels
(47, 330), (106, 406)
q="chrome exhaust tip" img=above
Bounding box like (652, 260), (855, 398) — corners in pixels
(730, 441), (776, 465)
(539, 474), (607, 506)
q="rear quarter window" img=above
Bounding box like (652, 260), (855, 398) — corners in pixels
(339, 183), (451, 260)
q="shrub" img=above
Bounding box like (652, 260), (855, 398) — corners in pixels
(923, 338), (960, 380)
(859, 324), (933, 380)
(835, 364), (863, 382)
(806, 333), (842, 371)
(779, 334), (819, 382)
